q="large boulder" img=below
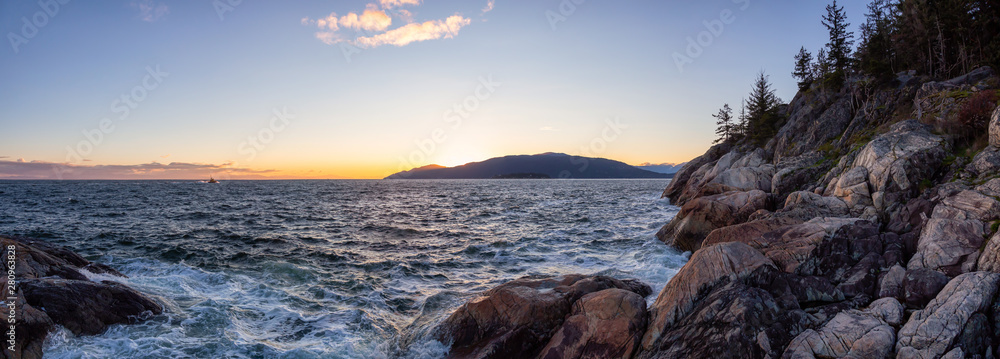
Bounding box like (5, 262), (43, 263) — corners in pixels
(663, 143), (733, 206)
(701, 217), (803, 249)
(775, 191), (851, 222)
(752, 218), (861, 273)
(657, 190), (769, 252)
(639, 278), (805, 359)
(642, 242), (774, 350)
(435, 274), (651, 359)
(979, 231), (1000, 272)
(877, 264), (906, 300)
(901, 268), (950, 309)
(932, 189), (1000, 222)
(0, 236), (161, 359)
(536, 289), (647, 359)
(906, 218), (985, 276)
(850, 120), (948, 216)
(896, 272), (1000, 358)
(967, 146), (1000, 178)
(782, 298), (903, 359)
(831, 166), (874, 217)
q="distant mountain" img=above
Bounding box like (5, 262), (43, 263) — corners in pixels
(385, 153), (671, 179)
(636, 162), (687, 174)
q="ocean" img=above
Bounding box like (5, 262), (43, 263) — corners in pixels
(0, 179), (685, 358)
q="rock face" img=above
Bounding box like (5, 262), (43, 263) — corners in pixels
(435, 274), (651, 359)
(642, 242), (774, 351)
(657, 190), (769, 252)
(988, 104), (1000, 148)
(906, 218), (985, 275)
(978, 231), (1000, 272)
(896, 272), (1000, 358)
(0, 236), (161, 359)
(901, 268), (950, 309)
(775, 191), (850, 222)
(536, 289), (648, 359)
(782, 298), (903, 359)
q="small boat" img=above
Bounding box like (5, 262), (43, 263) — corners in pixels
(207, 176), (220, 184)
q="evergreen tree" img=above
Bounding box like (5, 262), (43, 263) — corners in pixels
(822, 0), (855, 83)
(813, 48), (832, 81)
(792, 47), (815, 91)
(857, 0), (896, 81)
(713, 104), (734, 144)
(746, 71), (782, 145)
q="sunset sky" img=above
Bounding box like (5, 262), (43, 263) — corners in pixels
(0, 0), (868, 179)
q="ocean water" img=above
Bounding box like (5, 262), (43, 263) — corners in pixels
(0, 179), (685, 359)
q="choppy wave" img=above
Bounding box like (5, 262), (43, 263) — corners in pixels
(0, 179), (684, 358)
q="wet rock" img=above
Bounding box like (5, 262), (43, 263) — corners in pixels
(907, 218), (985, 276)
(657, 190), (769, 252)
(782, 298), (903, 359)
(536, 289), (647, 359)
(642, 242), (774, 350)
(0, 236), (159, 359)
(896, 272), (1000, 358)
(435, 274), (650, 359)
(902, 268), (950, 309)
(20, 278), (162, 336)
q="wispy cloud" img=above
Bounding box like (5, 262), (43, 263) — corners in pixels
(131, 0), (169, 22)
(0, 160), (275, 180)
(303, 2), (475, 49)
(354, 15), (471, 48)
(482, 0), (495, 14)
(379, 0), (421, 8)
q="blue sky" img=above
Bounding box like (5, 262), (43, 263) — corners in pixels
(0, 0), (870, 179)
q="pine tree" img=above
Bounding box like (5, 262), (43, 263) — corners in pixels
(822, 0), (855, 83)
(814, 48), (832, 81)
(857, 0), (896, 81)
(746, 71), (781, 145)
(713, 104), (734, 144)
(792, 47), (815, 91)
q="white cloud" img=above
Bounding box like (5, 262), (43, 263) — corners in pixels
(482, 0), (495, 14)
(354, 15), (470, 48)
(131, 0), (169, 22)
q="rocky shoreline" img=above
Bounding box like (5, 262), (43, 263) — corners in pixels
(0, 236), (162, 359)
(434, 67), (1000, 358)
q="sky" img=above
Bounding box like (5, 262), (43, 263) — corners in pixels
(0, 0), (871, 179)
